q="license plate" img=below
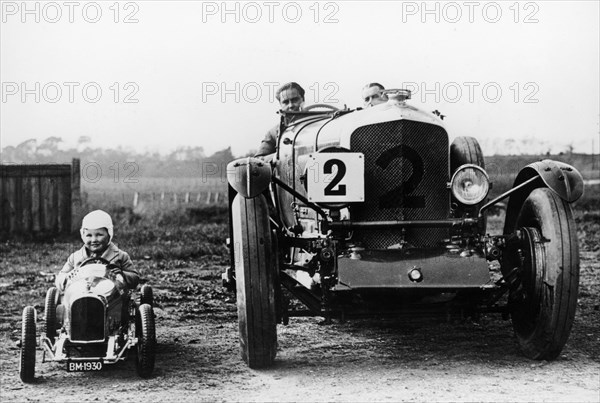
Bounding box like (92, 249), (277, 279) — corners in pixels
(67, 361), (103, 372)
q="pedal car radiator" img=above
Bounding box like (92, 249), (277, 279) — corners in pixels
(350, 120), (450, 248)
(69, 296), (106, 342)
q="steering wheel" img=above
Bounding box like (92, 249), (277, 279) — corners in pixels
(80, 257), (112, 267)
(79, 257), (121, 280)
(303, 104), (340, 112)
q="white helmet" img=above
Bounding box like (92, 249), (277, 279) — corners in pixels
(80, 210), (114, 241)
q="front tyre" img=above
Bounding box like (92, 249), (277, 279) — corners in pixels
(508, 188), (579, 360)
(135, 304), (156, 378)
(20, 306), (36, 383)
(232, 194), (277, 368)
(44, 287), (58, 343)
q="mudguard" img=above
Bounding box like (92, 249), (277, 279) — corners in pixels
(503, 159), (584, 234)
(227, 157), (272, 198)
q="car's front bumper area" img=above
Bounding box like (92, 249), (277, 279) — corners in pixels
(335, 247), (490, 290)
(40, 322), (137, 366)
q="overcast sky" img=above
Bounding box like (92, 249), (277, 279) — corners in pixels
(1, 0), (599, 156)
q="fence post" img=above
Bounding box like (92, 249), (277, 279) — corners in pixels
(133, 192), (139, 208)
(214, 192), (219, 203)
(71, 158), (81, 232)
(206, 191), (212, 204)
(185, 192), (190, 203)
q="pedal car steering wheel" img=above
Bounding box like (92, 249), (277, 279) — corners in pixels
(303, 104), (340, 112)
(77, 257), (122, 282)
(80, 257), (112, 267)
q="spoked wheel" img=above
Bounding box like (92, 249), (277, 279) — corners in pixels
(44, 287), (58, 343)
(20, 306), (36, 383)
(232, 194), (277, 368)
(140, 285), (154, 307)
(505, 188), (579, 360)
(135, 304), (156, 378)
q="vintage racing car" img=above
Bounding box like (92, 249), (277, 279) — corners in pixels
(19, 258), (156, 382)
(224, 89), (584, 368)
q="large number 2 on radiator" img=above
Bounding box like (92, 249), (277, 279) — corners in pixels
(376, 145), (425, 209)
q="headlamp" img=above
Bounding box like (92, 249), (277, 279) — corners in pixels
(450, 164), (490, 205)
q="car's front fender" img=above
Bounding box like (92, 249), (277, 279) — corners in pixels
(504, 159), (584, 234)
(227, 157), (272, 198)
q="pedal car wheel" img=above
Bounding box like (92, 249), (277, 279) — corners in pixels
(135, 304), (156, 378)
(44, 287), (58, 343)
(232, 194), (277, 368)
(140, 285), (154, 307)
(20, 306), (36, 383)
(509, 188), (579, 360)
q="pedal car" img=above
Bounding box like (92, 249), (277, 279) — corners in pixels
(19, 257), (156, 382)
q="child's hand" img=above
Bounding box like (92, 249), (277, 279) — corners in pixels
(108, 265), (125, 286)
(109, 266), (123, 275)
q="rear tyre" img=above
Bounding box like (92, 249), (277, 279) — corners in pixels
(20, 306), (36, 383)
(508, 188), (579, 360)
(232, 194), (277, 368)
(135, 304), (156, 378)
(44, 287), (58, 343)
(140, 285), (154, 307)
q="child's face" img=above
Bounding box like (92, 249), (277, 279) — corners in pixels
(82, 228), (110, 254)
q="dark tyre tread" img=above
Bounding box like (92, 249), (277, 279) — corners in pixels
(44, 287), (58, 343)
(232, 194), (277, 369)
(20, 306), (36, 383)
(135, 303), (156, 378)
(450, 136), (485, 173)
(140, 285), (154, 307)
(512, 188), (579, 360)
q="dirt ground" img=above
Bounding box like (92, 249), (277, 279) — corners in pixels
(1, 213), (599, 402)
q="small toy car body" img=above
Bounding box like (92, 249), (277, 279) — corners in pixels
(224, 89), (585, 368)
(19, 258), (156, 382)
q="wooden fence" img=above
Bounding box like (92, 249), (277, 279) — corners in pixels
(80, 189), (226, 214)
(132, 191), (224, 207)
(0, 159), (81, 236)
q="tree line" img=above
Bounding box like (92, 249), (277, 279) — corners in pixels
(0, 137), (249, 177)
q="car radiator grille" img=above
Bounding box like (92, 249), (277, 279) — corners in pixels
(70, 297), (105, 342)
(350, 120), (449, 248)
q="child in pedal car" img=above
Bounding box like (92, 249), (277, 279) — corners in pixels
(55, 210), (139, 292)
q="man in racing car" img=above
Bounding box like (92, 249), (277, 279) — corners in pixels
(362, 82), (388, 107)
(55, 210), (139, 292)
(255, 81), (305, 157)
